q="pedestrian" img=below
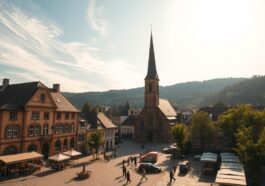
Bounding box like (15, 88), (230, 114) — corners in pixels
(126, 171), (131, 184)
(169, 170), (176, 183)
(173, 166), (176, 173)
(127, 157), (130, 166)
(134, 157), (137, 167)
(122, 165), (127, 178)
(114, 152), (117, 158)
(122, 159), (125, 166)
(140, 168), (148, 181)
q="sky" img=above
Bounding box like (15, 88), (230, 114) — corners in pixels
(0, 0), (265, 92)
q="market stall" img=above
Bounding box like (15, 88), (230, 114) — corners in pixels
(48, 154), (70, 170)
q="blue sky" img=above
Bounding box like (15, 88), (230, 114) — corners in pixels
(0, 0), (265, 92)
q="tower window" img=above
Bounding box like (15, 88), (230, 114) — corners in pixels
(149, 84), (152, 92)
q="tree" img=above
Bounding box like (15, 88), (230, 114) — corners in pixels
(88, 130), (105, 159)
(191, 112), (215, 152)
(171, 124), (188, 154)
(219, 105), (265, 185)
(82, 102), (93, 112)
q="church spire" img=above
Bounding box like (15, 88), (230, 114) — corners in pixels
(145, 32), (159, 80)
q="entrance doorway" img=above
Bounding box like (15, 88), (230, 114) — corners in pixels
(42, 143), (49, 159)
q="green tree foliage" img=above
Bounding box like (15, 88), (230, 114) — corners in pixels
(82, 102), (93, 112)
(191, 112), (215, 152)
(87, 130), (105, 159)
(219, 105), (265, 148)
(171, 124), (188, 153)
(219, 105), (265, 185)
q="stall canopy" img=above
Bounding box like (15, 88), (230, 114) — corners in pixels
(0, 151), (43, 165)
(215, 153), (246, 186)
(200, 152), (217, 163)
(49, 154), (70, 162)
(63, 149), (82, 157)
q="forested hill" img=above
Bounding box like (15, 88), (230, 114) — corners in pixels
(203, 76), (265, 106)
(63, 78), (245, 109)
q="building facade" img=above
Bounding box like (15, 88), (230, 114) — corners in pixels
(0, 79), (79, 158)
(135, 34), (177, 143)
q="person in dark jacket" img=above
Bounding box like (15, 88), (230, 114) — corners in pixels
(126, 171), (131, 184)
(169, 170), (176, 183)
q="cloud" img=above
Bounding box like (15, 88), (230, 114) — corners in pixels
(86, 0), (107, 35)
(0, 1), (140, 92)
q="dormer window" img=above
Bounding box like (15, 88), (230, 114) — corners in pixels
(9, 112), (17, 120)
(40, 94), (45, 102)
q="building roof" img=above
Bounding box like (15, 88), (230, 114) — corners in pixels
(199, 106), (230, 121)
(0, 81), (43, 110)
(0, 151), (43, 165)
(121, 114), (138, 126)
(50, 92), (79, 112)
(97, 112), (117, 129)
(145, 33), (159, 80)
(158, 98), (177, 117)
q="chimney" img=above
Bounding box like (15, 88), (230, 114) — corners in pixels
(53, 84), (60, 92)
(1, 78), (9, 90)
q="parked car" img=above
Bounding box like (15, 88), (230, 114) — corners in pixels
(178, 160), (190, 175)
(162, 147), (178, 154)
(140, 151), (158, 163)
(138, 163), (162, 173)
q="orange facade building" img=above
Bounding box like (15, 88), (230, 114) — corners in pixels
(0, 79), (79, 158)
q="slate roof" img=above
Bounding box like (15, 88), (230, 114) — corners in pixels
(145, 33), (159, 80)
(0, 82), (43, 110)
(50, 91), (79, 112)
(158, 98), (177, 117)
(121, 114), (139, 126)
(97, 112), (117, 129)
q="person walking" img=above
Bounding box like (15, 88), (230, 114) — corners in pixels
(122, 165), (127, 178)
(169, 170), (176, 183)
(126, 171), (131, 184)
(173, 166), (177, 173)
(140, 168), (148, 182)
(134, 157), (137, 167)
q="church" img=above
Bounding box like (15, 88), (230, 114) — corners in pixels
(135, 33), (178, 143)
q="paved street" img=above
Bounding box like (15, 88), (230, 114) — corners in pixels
(0, 141), (214, 186)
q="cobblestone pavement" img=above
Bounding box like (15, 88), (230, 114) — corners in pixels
(0, 141), (214, 186)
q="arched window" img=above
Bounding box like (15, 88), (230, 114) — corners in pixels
(28, 125), (41, 136)
(69, 138), (75, 149)
(54, 140), (61, 152)
(63, 139), (68, 150)
(3, 146), (17, 155)
(148, 112), (153, 127)
(27, 144), (37, 152)
(149, 84), (152, 92)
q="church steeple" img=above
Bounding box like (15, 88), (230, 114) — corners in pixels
(145, 32), (159, 80)
(144, 32), (159, 107)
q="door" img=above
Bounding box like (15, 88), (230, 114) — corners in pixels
(42, 143), (49, 159)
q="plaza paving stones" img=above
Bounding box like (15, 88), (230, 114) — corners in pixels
(0, 141), (214, 186)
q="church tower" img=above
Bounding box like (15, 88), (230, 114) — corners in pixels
(144, 33), (159, 108)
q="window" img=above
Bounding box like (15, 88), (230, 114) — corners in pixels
(6, 125), (19, 138)
(9, 112), (17, 120)
(70, 124), (75, 132)
(28, 125), (40, 136)
(44, 112), (49, 120)
(56, 112), (61, 120)
(78, 134), (85, 142)
(43, 124), (48, 135)
(54, 140), (61, 152)
(65, 112), (69, 120)
(71, 113), (75, 120)
(149, 84), (152, 92)
(148, 112), (153, 127)
(32, 112), (40, 120)
(40, 94), (45, 102)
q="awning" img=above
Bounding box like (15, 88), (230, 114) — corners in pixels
(0, 151), (43, 165)
(200, 152), (217, 163)
(63, 149), (82, 157)
(49, 154), (70, 162)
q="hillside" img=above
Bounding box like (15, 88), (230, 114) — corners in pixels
(63, 78), (245, 109)
(203, 76), (265, 106)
